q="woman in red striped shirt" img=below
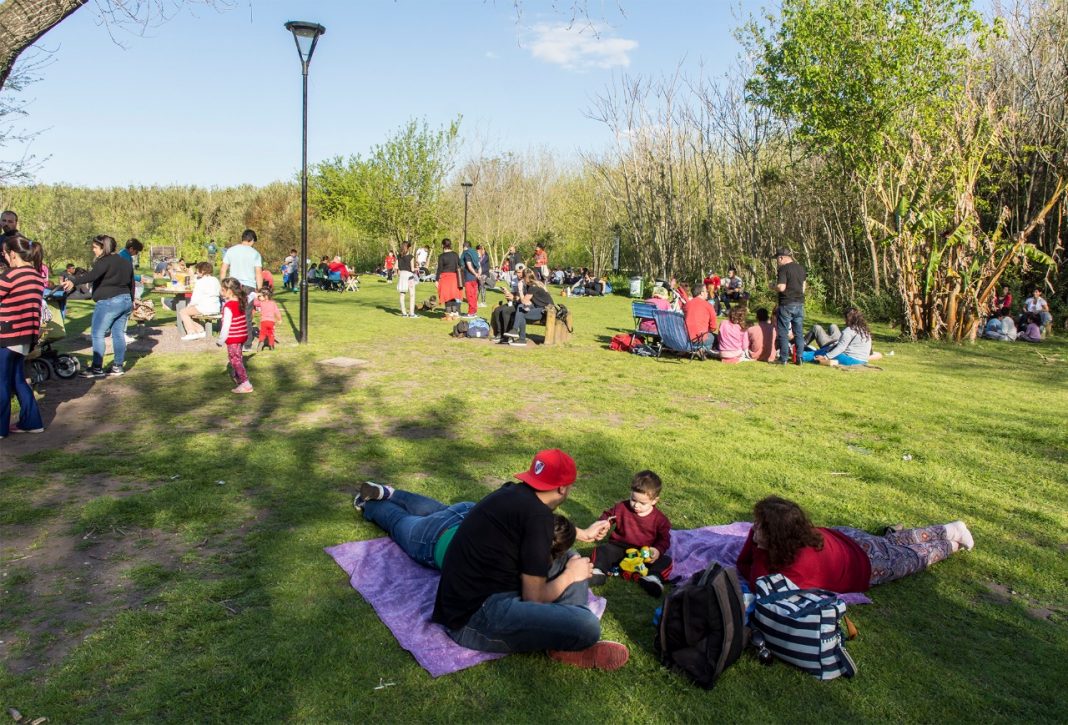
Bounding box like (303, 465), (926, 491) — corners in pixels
(0, 235), (46, 438)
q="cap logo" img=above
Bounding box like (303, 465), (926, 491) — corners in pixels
(534, 460), (545, 475)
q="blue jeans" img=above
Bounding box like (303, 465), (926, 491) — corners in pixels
(445, 577), (600, 654)
(776, 303), (804, 363)
(362, 490), (474, 569)
(508, 307), (545, 343)
(1, 347), (43, 436)
(90, 294), (133, 369)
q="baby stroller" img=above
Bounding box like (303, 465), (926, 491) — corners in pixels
(26, 302), (80, 383)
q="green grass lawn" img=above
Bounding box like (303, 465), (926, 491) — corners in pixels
(2, 277), (1066, 723)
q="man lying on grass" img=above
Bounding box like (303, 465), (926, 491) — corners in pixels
(429, 449), (628, 670)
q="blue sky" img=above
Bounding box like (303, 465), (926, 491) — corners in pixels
(12, 0), (765, 187)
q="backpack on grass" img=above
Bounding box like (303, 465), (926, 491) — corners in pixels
(466, 317), (489, 338)
(653, 562), (747, 689)
(751, 573), (857, 680)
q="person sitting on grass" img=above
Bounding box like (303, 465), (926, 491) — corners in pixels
(746, 307), (776, 362)
(431, 449), (629, 671)
(982, 308), (1017, 342)
(503, 269), (554, 347)
(589, 470), (673, 597)
(717, 305), (750, 363)
(355, 481), (577, 574)
(178, 262), (221, 341)
(682, 281), (718, 352)
(803, 308), (872, 366)
(737, 495), (973, 593)
(1017, 312), (1043, 343)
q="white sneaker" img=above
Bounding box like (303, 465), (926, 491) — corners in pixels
(124, 335), (137, 345)
(181, 332), (206, 341)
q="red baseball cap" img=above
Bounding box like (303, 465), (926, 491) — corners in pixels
(515, 449), (577, 491)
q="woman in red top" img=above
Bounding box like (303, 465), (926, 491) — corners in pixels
(0, 235), (46, 438)
(737, 496), (973, 592)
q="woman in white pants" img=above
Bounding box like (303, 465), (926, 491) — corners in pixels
(397, 241), (417, 318)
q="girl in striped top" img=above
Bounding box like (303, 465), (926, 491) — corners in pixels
(0, 235), (46, 438)
(218, 277), (252, 394)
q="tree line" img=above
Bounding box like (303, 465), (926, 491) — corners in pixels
(1, 0), (1064, 340)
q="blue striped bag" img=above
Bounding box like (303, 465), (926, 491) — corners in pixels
(752, 573), (857, 680)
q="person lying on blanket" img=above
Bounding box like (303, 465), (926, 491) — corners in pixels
(354, 482), (576, 574)
(736, 495), (974, 592)
(427, 449), (630, 671)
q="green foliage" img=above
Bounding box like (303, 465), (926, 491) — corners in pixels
(310, 116), (461, 246)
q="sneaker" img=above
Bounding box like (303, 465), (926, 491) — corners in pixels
(10, 424), (45, 434)
(181, 332), (206, 341)
(79, 367), (106, 379)
(508, 340), (527, 347)
(638, 575), (664, 598)
(503, 331), (519, 339)
(124, 335), (137, 345)
(352, 494), (366, 511)
(490, 336), (502, 343)
(232, 382), (254, 394)
(107, 365), (125, 377)
(359, 481), (392, 503)
(548, 641), (629, 671)
(589, 568), (607, 587)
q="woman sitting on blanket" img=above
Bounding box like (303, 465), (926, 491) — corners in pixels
(736, 495), (973, 593)
(353, 482), (575, 570)
(802, 307), (872, 366)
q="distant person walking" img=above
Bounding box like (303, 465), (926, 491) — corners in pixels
(219, 229), (263, 350)
(436, 239), (463, 319)
(397, 241), (417, 318)
(771, 248), (806, 366)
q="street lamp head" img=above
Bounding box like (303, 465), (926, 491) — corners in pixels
(461, 180), (473, 196)
(284, 21), (326, 66)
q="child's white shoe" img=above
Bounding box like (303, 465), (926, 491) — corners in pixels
(232, 382), (254, 394)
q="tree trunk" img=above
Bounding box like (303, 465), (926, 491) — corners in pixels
(0, 0), (86, 90)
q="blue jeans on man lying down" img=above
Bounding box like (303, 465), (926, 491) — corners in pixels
(444, 558), (600, 654)
(801, 345), (864, 365)
(361, 490), (475, 569)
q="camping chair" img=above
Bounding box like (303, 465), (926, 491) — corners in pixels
(653, 310), (708, 360)
(326, 270), (345, 292)
(630, 301), (662, 353)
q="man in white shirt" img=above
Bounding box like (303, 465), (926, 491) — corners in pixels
(1024, 289), (1052, 330)
(219, 229), (263, 348)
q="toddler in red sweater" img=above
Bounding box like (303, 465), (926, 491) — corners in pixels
(590, 470), (673, 597)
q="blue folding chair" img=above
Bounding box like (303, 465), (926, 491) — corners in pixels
(653, 310), (708, 360)
(327, 270), (344, 292)
(630, 301), (662, 351)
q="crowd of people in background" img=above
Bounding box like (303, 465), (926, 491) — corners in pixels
(981, 286), (1053, 343)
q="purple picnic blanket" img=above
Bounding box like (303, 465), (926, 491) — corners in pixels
(325, 537), (607, 677)
(326, 523), (869, 677)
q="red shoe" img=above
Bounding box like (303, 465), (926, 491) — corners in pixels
(548, 641), (629, 671)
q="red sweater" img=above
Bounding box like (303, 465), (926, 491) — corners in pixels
(0, 266), (46, 348)
(683, 297), (717, 343)
(599, 501), (671, 553)
(736, 528), (872, 593)
(222, 300), (248, 344)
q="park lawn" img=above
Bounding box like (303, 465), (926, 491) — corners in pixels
(1, 276), (1066, 723)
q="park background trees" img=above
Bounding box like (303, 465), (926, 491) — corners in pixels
(1, 0), (1065, 339)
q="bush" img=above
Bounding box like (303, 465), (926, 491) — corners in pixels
(852, 291), (903, 323)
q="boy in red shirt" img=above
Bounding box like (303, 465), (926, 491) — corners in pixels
(590, 470), (673, 597)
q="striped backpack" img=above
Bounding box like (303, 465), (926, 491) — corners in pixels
(752, 573), (857, 680)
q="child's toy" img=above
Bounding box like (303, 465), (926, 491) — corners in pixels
(618, 548), (653, 581)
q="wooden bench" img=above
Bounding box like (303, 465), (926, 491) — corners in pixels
(528, 304), (573, 345)
(192, 314), (222, 338)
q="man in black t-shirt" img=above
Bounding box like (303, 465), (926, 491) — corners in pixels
(432, 449), (629, 670)
(771, 248), (807, 365)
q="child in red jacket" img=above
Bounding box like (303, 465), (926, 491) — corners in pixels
(219, 277), (252, 394)
(591, 470), (673, 597)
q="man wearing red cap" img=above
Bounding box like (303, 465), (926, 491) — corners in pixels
(432, 449), (628, 670)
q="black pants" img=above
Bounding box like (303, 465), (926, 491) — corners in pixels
(591, 541), (673, 579)
(491, 303), (515, 337)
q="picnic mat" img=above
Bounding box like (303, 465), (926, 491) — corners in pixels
(326, 523), (869, 677)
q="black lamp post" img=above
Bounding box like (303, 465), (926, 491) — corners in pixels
(461, 180), (473, 245)
(284, 20), (325, 344)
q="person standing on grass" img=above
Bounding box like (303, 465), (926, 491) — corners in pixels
(771, 248), (806, 365)
(435, 239), (463, 319)
(218, 277), (252, 394)
(533, 244), (549, 283)
(254, 286), (282, 350)
(63, 235), (134, 378)
(384, 250), (396, 281)
(219, 229), (262, 350)
(432, 449), (629, 671)
(460, 239), (481, 317)
(396, 241), (417, 318)
(0, 234), (46, 439)
(477, 244), (490, 304)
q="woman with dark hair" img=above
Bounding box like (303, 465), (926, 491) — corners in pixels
(435, 239), (463, 319)
(0, 234), (46, 438)
(737, 495), (973, 593)
(62, 235), (134, 378)
(803, 308), (872, 366)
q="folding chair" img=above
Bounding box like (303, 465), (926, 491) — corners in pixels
(653, 310), (709, 360)
(630, 301), (662, 353)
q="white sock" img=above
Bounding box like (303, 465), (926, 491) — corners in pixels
(945, 521), (974, 551)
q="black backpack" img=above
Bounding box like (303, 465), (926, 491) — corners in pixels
(654, 562), (748, 689)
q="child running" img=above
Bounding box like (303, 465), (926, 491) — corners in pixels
(590, 470), (673, 597)
(255, 286), (282, 350)
(218, 277), (252, 394)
